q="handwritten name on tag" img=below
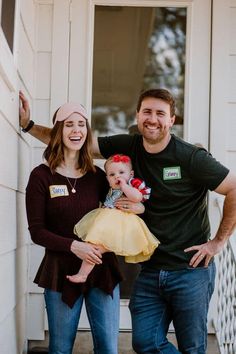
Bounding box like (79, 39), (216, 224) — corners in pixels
(163, 167), (181, 180)
(49, 185), (69, 198)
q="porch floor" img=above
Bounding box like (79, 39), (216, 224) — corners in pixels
(28, 331), (220, 353)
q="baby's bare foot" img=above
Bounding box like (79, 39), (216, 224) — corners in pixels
(66, 274), (87, 283)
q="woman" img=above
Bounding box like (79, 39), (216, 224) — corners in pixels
(25, 101), (141, 354)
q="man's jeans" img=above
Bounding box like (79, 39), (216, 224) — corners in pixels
(129, 263), (216, 354)
(44, 285), (120, 354)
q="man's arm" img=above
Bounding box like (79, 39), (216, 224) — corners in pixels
(185, 172), (236, 267)
(19, 91), (52, 145)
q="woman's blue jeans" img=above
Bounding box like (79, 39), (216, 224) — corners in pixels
(129, 262), (216, 354)
(44, 285), (120, 354)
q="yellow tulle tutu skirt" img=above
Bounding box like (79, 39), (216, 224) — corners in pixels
(74, 208), (159, 263)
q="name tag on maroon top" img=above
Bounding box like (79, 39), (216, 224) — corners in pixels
(49, 185), (69, 198)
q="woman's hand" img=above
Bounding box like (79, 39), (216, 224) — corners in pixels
(114, 197), (145, 214)
(71, 240), (103, 265)
(19, 91), (30, 128)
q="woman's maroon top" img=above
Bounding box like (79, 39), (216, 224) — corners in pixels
(26, 164), (123, 307)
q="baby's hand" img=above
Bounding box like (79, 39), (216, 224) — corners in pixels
(117, 177), (126, 190)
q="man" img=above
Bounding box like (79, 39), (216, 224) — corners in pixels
(20, 89), (236, 353)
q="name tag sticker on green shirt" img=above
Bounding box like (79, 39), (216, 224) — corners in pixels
(49, 185), (69, 198)
(163, 167), (181, 180)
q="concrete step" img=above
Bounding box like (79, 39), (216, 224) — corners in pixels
(28, 331), (220, 353)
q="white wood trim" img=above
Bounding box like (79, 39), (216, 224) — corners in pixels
(50, 0), (70, 118)
(90, 0), (194, 5)
(36, 0), (53, 4)
(184, 0), (211, 147)
(69, 1), (92, 111)
(210, 0), (230, 161)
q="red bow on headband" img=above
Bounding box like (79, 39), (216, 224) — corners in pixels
(112, 154), (131, 163)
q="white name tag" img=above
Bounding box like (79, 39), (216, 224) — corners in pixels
(49, 185), (69, 198)
(163, 167), (181, 180)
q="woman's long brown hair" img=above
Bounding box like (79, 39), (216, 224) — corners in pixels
(43, 114), (95, 174)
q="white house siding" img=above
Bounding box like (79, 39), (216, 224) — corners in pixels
(208, 0), (236, 233)
(0, 0), (37, 352)
(27, 0), (54, 341)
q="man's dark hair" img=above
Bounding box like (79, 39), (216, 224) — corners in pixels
(136, 89), (176, 116)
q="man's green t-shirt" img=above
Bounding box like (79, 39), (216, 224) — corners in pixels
(98, 134), (229, 270)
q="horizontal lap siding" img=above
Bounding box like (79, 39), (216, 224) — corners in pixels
(0, 0), (36, 352)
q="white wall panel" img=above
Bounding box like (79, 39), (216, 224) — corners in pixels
(37, 4), (53, 52)
(16, 192), (30, 249)
(0, 297), (27, 354)
(0, 113), (18, 190)
(35, 52), (51, 99)
(27, 293), (45, 340)
(18, 20), (35, 94)
(20, 0), (37, 49)
(0, 252), (16, 322)
(226, 151), (236, 173)
(0, 187), (16, 255)
(15, 247), (28, 299)
(0, 30), (18, 92)
(0, 312), (18, 354)
(34, 98), (51, 126)
(229, 8), (236, 54)
(0, 77), (19, 129)
(32, 146), (46, 168)
(226, 104), (236, 151)
(229, 56), (236, 102)
(18, 138), (31, 193)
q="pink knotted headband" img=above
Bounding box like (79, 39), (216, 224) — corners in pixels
(54, 102), (88, 124)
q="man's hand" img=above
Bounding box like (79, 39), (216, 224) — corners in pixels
(115, 197), (145, 214)
(19, 91), (30, 129)
(184, 238), (226, 268)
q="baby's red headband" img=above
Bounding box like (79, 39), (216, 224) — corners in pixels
(112, 154), (131, 163)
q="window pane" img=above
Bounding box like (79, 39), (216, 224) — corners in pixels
(92, 6), (186, 139)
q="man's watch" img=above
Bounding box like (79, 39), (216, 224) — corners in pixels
(22, 120), (34, 133)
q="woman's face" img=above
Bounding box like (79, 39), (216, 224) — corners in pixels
(62, 113), (87, 152)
